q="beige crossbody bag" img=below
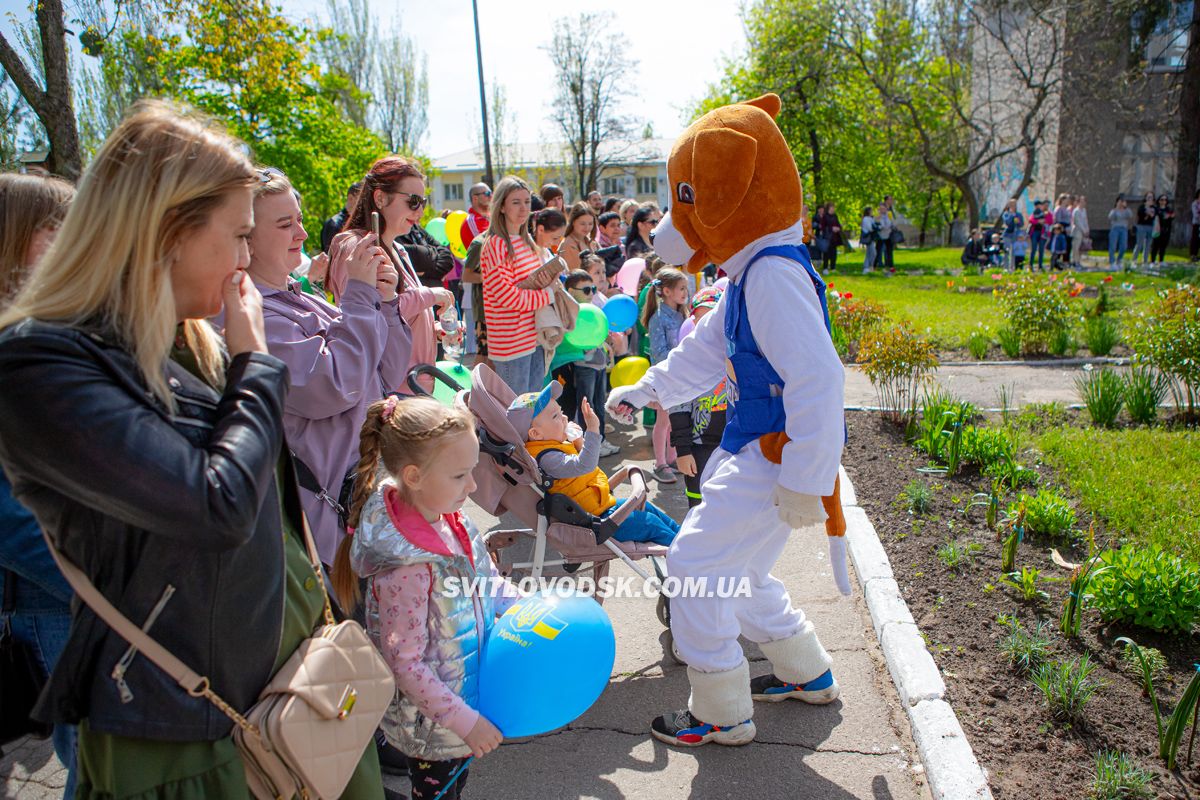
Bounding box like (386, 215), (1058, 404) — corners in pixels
(44, 524), (395, 800)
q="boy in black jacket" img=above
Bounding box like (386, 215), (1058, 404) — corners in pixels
(668, 286), (729, 508)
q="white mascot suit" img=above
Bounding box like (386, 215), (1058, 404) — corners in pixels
(606, 93), (850, 747)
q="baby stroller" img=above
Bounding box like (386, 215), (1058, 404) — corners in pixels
(407, 363), (677, 648)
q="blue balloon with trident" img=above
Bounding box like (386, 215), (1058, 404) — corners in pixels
(478, 592), (616, 738)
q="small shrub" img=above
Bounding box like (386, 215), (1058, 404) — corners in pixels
(900, 480), (934, 515)
(998, 617), (1052, 674)
(1002, 565), (1057, 602)
(1011, 488), (1075, 539)
(1083, 315), (1120, 357)
(1090, 544), (1200, 634)
(997, 327), (1022, 358)
(1049, 326), (1074, 357)
(997, 273), (1075, 355)
(831, 297), (889, 361)
(859, 323), (938, 424)
(1123, 365), (1170, 426)
(936, 538), (982, 572)
(1076, 368), (1125, 428)
(1125, 284), (1200, 416)
(961, 426), (1016, 472)
(1031, 654), (1101, 725)
(968, 327), (991, 360)
(1089, 750), (1154, 800)
(1119, 640), (1168, 694)
(986, 454), (1039, 491)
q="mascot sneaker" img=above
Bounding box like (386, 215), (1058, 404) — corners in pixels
(750, 669), (840, 704)
(650, 710), (756, 747)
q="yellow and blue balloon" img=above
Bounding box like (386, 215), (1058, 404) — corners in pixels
(478, 592), (616, 738)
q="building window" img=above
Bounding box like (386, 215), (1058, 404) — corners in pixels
(1119, 132), (1175, 198)
(636, 176), (657, 195)
(601, 176), (623, 196)
(444, 183), (463, 201)
(1136, 1), (1192, 73)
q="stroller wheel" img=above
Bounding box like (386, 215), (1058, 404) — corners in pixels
(656, 594), (671, 628)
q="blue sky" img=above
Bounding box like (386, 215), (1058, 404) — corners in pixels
(0, 0), (746, 158)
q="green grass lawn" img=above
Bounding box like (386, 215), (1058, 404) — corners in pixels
(822, 248), (1186, 348)
(1033, 425), (1200, 565)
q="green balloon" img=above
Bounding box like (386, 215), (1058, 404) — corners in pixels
(564, 304), (609, 349)
(432, 361), (473, 406)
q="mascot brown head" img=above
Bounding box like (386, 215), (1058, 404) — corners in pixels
(652, 93), (802, 273)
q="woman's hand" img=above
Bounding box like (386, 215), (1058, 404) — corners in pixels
(463, 715), (503, 758)
(334, 233), (392, 298)
(376, 258), (399, 302)
(307, 251), (329, 284)
(223, 270), (268, 356)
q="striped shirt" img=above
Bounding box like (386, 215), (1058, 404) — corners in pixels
(481, 234), (550, 359)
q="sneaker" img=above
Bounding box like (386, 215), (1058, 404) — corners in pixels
(598, 439), (621, 458)
(652, 464), (677, 483)
(750, 669), (840, 704)
(650, 709), (756, 747)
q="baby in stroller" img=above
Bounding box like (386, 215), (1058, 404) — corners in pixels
(507, 382), (679, 548)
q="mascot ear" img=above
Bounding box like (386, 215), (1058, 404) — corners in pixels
(691, 127), (757, 230)
(744, 93), (781, 119)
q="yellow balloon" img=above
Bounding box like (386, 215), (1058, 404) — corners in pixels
(445, 210), (469, 259)
(610, 356), (650, 388)
(446, 211), (468, 250)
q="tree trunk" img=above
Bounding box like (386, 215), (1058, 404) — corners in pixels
(0, 0), (80, 179)
(808, 127), (822, 207)
(960, 178), (981, 231)
(1171, 0), (1200, 247)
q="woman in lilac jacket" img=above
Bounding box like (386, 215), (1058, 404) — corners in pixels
(246, 168), (412, 563)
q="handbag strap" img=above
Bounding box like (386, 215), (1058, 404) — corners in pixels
(38, 512), (335, 733)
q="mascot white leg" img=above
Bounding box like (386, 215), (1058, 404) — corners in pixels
(649, 445), (837, 746)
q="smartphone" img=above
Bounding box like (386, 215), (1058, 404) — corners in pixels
(371, 211), (382, 247)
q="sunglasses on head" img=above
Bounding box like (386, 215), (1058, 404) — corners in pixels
(258, 166), (286, 183)
(392, 191), (428, 212)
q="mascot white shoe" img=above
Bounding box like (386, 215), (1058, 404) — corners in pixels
(606, 94), (850, 747)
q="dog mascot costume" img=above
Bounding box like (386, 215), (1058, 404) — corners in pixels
(606, 94), (850, 747)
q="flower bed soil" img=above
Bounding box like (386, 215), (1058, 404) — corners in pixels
(842, 411), (1200, 799)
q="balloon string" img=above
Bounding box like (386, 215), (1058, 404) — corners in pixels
(431, 756), (474, 800)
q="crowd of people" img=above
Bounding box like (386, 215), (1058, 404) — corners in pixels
(960, 190), (1200, 273)
(4, 96), (1200, 800)
(0, 100), (736, 800)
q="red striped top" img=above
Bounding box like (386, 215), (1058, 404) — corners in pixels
(481, 234), (550, 359)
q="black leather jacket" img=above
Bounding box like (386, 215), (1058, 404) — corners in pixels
(0, 319), (291, 741)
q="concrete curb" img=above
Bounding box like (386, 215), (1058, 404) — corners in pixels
(838, 466), (994, 800)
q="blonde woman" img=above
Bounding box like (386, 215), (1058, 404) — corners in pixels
(480, 175), (553, 394)
(557, 201), (598, 271)
(246, 167), (411, 564)
(0, 103), (384, 798)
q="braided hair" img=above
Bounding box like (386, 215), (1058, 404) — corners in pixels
(332, 395), (475, 611)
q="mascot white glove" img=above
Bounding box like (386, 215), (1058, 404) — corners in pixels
(606, 385), (657, 425)
(828, 536), (852, 596)
(772, 485), (827, 529)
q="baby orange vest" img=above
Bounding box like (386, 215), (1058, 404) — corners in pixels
(525, 439), (616, 516)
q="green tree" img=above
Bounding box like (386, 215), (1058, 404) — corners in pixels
(694, 0), (912, 227)
(120, 0), (385, 222)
